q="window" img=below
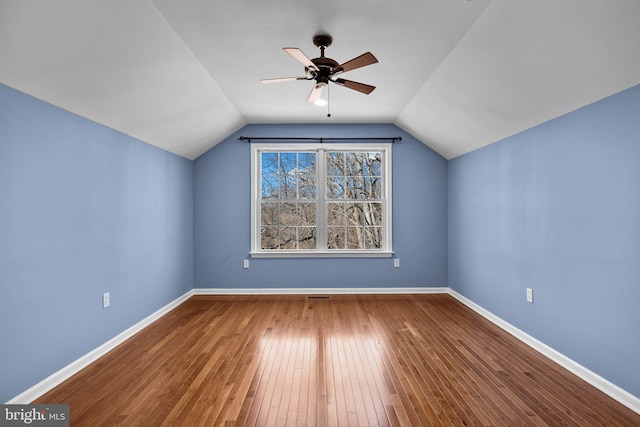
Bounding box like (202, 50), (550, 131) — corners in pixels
(251, 143), (392, 257)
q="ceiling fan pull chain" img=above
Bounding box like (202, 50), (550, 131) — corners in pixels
(327, 84), (332, 118)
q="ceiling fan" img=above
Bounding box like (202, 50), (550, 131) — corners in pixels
(261, 34), (378, 104)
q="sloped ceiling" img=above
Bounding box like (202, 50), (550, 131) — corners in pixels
(1, 0), (639, 160)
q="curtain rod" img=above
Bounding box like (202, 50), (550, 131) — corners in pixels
(239, 136), (402, 143)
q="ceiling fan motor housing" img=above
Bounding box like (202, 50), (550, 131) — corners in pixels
(311, 58), (338, 85)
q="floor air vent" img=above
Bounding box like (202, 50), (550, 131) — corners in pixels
(307, 295), (331, 300)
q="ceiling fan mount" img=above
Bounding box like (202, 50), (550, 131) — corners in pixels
(261, 34), (378, 104)
(312, 34), (333, 50)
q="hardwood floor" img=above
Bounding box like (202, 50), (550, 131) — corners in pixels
(37, 294), (639, 426)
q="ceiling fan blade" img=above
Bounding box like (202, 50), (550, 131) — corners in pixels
(284, 48), (318, 71)
(261, 77), (306, 84)
(333, 78), (376, 95)
(306, 83), (324, 103)
(334, 52), (378, 73)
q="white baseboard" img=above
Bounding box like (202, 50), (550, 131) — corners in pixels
(7, 290), (194, 404)
(448, 289), (640, 415)
(9, 286), (638, 416)
(193, 287), (449, 295)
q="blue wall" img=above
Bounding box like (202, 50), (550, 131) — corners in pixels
(0, 84), (194, 403)
(194, 123), (449, 290)
(3, 77), (639, 404)
(448, 84), (640, 397)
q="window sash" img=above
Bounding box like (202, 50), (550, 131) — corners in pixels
(251, 143), (392, 257)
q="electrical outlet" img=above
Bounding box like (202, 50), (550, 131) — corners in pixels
(394, 258), (400, 268)
(526, 288), (533, 303)
(243, 259), (250, 269)
(103, 292), (110, 308)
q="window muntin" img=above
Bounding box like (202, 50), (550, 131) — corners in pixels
(251, 143), (392, 257)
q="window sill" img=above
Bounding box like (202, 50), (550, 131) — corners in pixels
(249, 251), (394, 259)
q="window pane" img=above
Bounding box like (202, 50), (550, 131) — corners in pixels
(363, 152), (382, 176)
(262, 152), (279, 175)
(280, 226), (297, 249)
(298, 202), (316, 225)
(262, 152), (282, 199)
(297, 153), (317, 199)
(326, 152), (345, 176)
(327, 226), (345, 249)
(275, 153), (295, 199)
(346, 227), (363, 249)
(298, 152), (316, 170)
(279, 152), (297, 175)
(261, 175), (279, 199)
(280, 202), (296, 225)
(299, 175), (316, 199)
(261, 226), (279, 249)
(327, 176), (344, 199)
(298, 227), (316, 249)
(363, 202), (382, 226)
(278, 174), (295, 199)
(298, 152), (317, 199)
(327, 202), (345, 226)
(346, 152), (364, 176)
(298, 177), (318, 199)
(261, 202), (279, 225)
(346, 176), (364, 199)
(346, 202), (364, 226)
(364, 176), (381, 199)
(364, 226), (382, 249)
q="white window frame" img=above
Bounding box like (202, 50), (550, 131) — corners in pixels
(250, 142), (393, 258)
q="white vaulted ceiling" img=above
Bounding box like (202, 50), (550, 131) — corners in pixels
(1, 0), (639, 160)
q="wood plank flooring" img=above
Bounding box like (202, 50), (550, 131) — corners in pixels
(37, 294), (640, 426)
